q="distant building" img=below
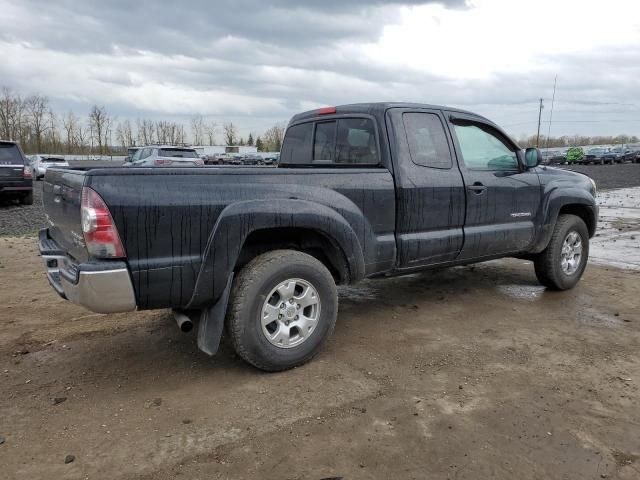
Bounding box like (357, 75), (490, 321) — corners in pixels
(192, 145), (258, 156)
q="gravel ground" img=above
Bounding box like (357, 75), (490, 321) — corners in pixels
(558, 163), (640, 190)
(1, 240), (639, 480)
(0, 181), (46, 237)
(1, 163), (639, 237)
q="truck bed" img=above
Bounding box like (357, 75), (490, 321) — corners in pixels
(43, 166), (396, 309)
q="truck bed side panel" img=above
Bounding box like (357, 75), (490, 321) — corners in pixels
(86, 168), (395, 309)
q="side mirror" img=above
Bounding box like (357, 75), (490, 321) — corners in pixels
(525, 147), (542, 168)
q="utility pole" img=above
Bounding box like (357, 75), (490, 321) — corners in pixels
(536, 98), (544, 147)
(546, 75), (557, 149)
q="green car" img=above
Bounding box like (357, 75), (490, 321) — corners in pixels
(565, 147), (584, 164)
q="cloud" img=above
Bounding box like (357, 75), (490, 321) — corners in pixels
(0, 0), (639, 137)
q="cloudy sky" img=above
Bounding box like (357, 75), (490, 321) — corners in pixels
(1, 0), (639, 139)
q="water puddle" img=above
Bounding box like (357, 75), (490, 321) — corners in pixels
(496, 284), (546, 301)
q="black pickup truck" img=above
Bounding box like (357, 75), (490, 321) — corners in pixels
(39, 103), (598, 371)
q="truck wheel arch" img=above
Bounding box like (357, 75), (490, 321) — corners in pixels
(185, 199), (366, 309)
(532, 190), (597, 253)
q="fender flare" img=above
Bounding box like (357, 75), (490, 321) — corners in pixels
(185, 199), (366, 309)
(531, 188), (597, 253)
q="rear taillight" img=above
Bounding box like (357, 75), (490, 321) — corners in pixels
(154, 159), (173, 166)
(81, 187), (126, 258)
(23, 165), (32, 178)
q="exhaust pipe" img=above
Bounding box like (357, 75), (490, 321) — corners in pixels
(173, 309), (194, 333)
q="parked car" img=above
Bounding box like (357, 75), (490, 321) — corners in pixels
(541, 150), (565, 165)
(207, 153), (240, 165)
(601, 146), (640, 164)
(240, 153), (264, 165)
(128, 146), (204, 167)
(123, 147), (141, 166)
(626, 148), (640, 163)
(582, 147), (609, 165)
(38, 102), (598, 371)
(262, 153), (280, 165)
(0, 140), (33, 205)
(29, 154), (69, 179)
(565, 146), (584, 164)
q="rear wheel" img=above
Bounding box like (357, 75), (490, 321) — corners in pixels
(226, 250), (338, 371)
(534, 214), (589, 290)
(20, 191), (33, 205)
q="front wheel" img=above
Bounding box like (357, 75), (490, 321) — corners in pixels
(226, 250), (338, 371)
(534, 214), (589, 290)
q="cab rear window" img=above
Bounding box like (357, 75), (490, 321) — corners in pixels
(0, 143), (24, 165)
(281, 118), (379, 166)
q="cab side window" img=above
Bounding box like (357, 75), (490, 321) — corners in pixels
(453, 124), (517, 171)
(402, 113), (452, 169)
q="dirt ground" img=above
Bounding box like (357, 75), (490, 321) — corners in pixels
(1, 232), (639, 480)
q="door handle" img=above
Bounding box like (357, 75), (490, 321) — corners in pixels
(467, 182), (487, 194)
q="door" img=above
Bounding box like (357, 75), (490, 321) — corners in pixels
(446, 114), (541, 259)
(387, 108), (466, 268)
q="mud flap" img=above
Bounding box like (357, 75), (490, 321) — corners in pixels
(197, 274), (234, 356)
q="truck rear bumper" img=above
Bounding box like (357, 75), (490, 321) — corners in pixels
(39, 229), (137, 314)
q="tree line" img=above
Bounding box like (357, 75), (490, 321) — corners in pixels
(0, 87), (285, 155)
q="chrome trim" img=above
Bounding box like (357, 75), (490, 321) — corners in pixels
(60, 269), (136, 313)
(43, 255), (136, 314)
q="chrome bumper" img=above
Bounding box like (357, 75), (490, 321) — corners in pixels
(39, 229), (137, 314)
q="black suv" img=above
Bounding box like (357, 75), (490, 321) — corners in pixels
(0, 140), (33, 205)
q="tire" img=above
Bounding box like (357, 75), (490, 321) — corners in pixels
(534, 214), (589, 290)
(226, 250), (338, 371)
(20, 191), (34, 205)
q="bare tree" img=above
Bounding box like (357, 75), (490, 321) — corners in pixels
(0, 87), (24, 141)
(223, 122), (238, 146)
(262, 123), (285, 152)
(115, 119), (135, 149)
(75, 123), (88, 151)
(88, 105), (111, 154)
(176, 124), (186, 144)
(46, 109), (59, 153)
(191, 115), (205, 145)
(205, 121), (217, 145)
(25, 94), (50, 152)
(62, 111), (79, 153)
(137, 118), (155, 145)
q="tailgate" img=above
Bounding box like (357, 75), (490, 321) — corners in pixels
(43, 168), (89, 263)
(0, 143), (25, 183)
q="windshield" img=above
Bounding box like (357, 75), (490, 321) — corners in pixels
(0, 143), (24, 165)
(159, 148), (197, 158)
(43, 157), (66, 163)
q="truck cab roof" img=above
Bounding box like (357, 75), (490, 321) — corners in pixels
(290, 102), (494, 126)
